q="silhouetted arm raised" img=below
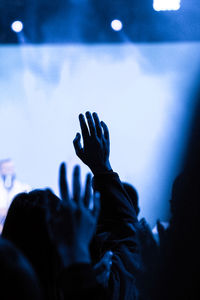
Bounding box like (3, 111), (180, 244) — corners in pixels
(73, 112), (140, 300)
(73, 111), (137, 223)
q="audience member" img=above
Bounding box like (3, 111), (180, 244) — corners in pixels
(2, 189), (61, 300)
(73, 111), (140, 300)
(2, 160), (112, 300)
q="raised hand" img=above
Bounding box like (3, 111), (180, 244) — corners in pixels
(73, 111), (112, 174)
(93, 251), (113, 288)
(46, 162), (100, 267)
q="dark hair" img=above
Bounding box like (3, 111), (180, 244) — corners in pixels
(2, 189), (61, 300)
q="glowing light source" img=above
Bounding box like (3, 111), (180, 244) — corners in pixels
(11, 21), (23, 33)
(111, 20), (123, 31)
(153, 0), (181, 11)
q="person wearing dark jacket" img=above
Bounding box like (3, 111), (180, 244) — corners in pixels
(73, 111), (140, 300)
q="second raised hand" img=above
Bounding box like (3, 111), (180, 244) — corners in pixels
(73, 112), (112, 175)
(46, 162), (101, 267)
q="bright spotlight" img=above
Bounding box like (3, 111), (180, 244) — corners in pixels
(153, 0), (181, 11)
(11, 21), (23, 33)
(111, 19), (123, 31)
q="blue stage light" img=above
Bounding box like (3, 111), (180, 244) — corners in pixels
(11, 21), (23, 33)
(111, 20), (123, 31)
(153, 0), (181, 11)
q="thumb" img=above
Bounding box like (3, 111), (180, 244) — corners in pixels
(93, 251), (113, 274)
(73, 133), (84, 159)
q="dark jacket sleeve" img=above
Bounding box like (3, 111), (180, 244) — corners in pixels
(92, 172), (140, 300)
(93, 172), (138, 226)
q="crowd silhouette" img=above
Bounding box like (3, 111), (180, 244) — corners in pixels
(0, 109), (199, 300)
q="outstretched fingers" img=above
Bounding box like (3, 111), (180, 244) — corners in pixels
(79, 114), (90, 142)
(59, 162), (70, 204)
(93, 112), (103, 139)
(86, 111), (97, 137)
(73, 165), (81, 205)
(101, 121), (110, 142)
